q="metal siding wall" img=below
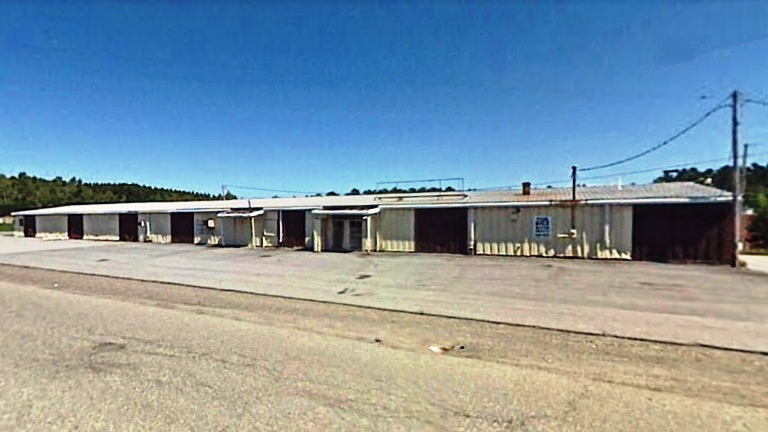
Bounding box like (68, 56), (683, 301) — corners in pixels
(221, 218), (252, 246)
(305, 211), (314, 249)
(377, 209), (415, 252)
(235, 218), (251, 246)
(262, 210), (279, 247)
(609, 206), (633, 259)
(475, 205), (632, 259)
(35, 215), (68, 240)
(365, 215), (375, 251)
(323, 217), (334, 250)
(13, 217), (23, 237)
(253, 217), (264, 247)
(83, 214), (119, 241)
(220, 218), (234, 246)
(194, 212), (221, 245)
(139, 213), (171, 244)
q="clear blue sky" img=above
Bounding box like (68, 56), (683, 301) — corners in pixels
(1, 1), (767, 196)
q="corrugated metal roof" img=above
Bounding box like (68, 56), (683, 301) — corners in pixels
(468, 182), (732, 203)
(10, 182), (731, 216)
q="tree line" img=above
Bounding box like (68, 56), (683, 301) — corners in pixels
(0, 172), (235, 216)
(317, 186), (456, 197)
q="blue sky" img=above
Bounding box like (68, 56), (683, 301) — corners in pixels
(1, 1), (767, 196)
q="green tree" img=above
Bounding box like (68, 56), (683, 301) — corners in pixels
(748, 192), (768, 249)
(0, 172), (227, 215)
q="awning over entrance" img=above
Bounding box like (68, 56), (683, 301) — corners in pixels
(311, 208), (380, 216)
(216, 210), (265, 218)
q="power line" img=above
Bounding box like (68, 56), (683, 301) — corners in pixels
(222, 184), (323, 196)
(579, 151), (768, 181)
(745, 98), (768, 107)
(475, 151), (768, 190)
(581, 95), (731, 172)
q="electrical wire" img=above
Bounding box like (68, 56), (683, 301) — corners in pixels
(222, 185), (323, 196)
(745, 98), (768, 107)
(580, 95), (732, 172)
(475, 151), (768, 190)
(579, 152), (768, 181)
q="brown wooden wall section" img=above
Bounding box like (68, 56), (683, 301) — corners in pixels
(23, 216), (36, 238)
(67, 214), (84, 239)
(414, 208), (468, 254)
(170, 212), (195, 244)
(279, 210), (306, 248)
(632, 203), (733, 265)
(119, 213), (139, 242)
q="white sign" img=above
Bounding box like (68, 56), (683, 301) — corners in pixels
(533, 216), (552, 238)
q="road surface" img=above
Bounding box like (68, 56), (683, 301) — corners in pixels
(1, 266), (766, 431)
(1, 237), (767, 351)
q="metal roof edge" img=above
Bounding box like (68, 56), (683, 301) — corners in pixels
(583, 196), (732, 205)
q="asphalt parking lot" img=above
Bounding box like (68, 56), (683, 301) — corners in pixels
(1, 236), (767, 352)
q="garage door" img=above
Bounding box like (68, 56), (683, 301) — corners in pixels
(119, 213), (139, 242)
(632, 203), (733, 264)
(23, 216), (36, 238)
(170, 212), (195, 244)
(414, 208), (468, 254)
(68, 214), (84, 239)
(280, 210), (306, 248)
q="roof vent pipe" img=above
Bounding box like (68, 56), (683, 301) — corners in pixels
(522, 182), (531, 196)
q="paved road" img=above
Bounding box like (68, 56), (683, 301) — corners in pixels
(742, 254), (768, 274)
(1, 266), (766, 431)
(1, 237), (767, 351)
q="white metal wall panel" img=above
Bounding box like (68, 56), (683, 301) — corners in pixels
(474, 205), (632, 259)
(139, 213), (171, 243)
(35, 215), (68, 240)
(262, 210), (279, 247)
(364, 215), (375, 252)
(312, 216), (323, 252)
(376, 208), (415, 252)
(193, 212), (222, 245)
(220, 217), (256, 247)
(323, 217), (334, 250)
(253, 216), (264, 247)
(13, 216), (23, 237)
(607, 205), (632, 259)
(305, 211), (314, 249)
(83, 214), (119, 241)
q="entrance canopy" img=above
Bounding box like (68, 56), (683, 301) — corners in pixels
(311, 208), (380, 217)
(216, 210), (265, 218)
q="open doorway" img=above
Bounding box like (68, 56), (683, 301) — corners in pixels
(23, 216), (36, 238)
(279, 210), (306, 248)
(170, 212), (194, 244)
(119, 213), (139, 242)
(67, 214), (84, 239)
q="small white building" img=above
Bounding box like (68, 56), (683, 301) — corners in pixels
(11, 182), (734, 263)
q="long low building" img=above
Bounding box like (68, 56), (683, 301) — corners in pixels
(10, 182), (735, 264)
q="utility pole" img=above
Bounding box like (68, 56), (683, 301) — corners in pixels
(571, 166), (577, 232)
(742, 143), (749, 189)
(731, 90), (741, 267)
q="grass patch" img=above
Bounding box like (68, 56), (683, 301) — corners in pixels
(0, 223), (14, 232)
(743, 249), (768, 256)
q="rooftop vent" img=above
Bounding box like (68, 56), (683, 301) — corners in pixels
(522, 182), (531, 196)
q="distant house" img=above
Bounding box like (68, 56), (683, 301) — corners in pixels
(12, 182), (736, 264)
